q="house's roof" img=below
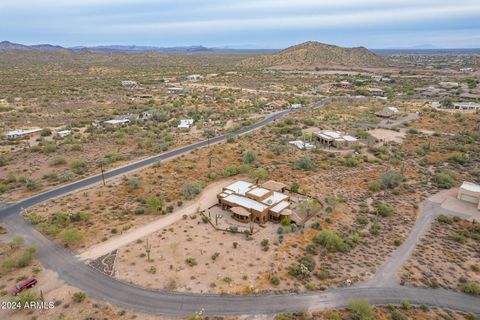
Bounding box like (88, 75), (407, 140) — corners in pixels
(7, 128), (41, 136)
(224, 181), (254, 196)
(289, 140), (315, 150)
(231, 206), (251, 217)
(460, 181), (480, 193)
(247, 187), (270, 197)
(262, 192), (289, 206)
(104, 119), (130, 125)
(222, 194), (268, 212)
(270, 201), (290, 214)
(261, 180), (287, 192)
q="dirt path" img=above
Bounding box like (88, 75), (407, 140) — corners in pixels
(77, 178), (236, 261)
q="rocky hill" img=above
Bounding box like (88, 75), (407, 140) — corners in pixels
(239, 41), (387, 69)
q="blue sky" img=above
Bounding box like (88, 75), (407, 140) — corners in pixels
(1, 0), (480, 49)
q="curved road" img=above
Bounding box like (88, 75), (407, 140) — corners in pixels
(1, 98), (479, 316)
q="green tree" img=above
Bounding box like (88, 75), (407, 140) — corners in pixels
(299, 199), (321, 217)
(380, 171), (404, 189)
(313, 230), (349, 252)
(293, 157), (314, 171)
(250, 168), (269, 183)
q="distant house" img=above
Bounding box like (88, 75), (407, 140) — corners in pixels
(56, 130), (71, 138)
(457, 181), (480, 210)
(178, 119), (194, 129)
(264, 99), (288, 110)
(289, 140), (315, 150)
(367, 88), (385, 96)
(335, 81), (352, 89)
(421, 86), (447, 97)
(167, 87), (185, 95)
(121, 80), (137, 87)
(186, 74), (203, 81)
(103, 119), (130, 127)
(6, 128), (42, 139)
(290, 103), (302, 109)
(375, 106), (399, 118)
(460, 68), (474, 73)
(437, 102), (480, 111)
(314, 130), (358, 148)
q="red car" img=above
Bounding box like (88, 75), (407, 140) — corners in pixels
(11, 278), (37, 296)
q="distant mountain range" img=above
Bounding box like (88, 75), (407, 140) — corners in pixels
(0, 41), (271, 53)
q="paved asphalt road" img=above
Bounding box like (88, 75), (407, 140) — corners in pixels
(1, 98), (480, 316)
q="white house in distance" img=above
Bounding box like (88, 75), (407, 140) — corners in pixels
(178, 119), (194, 129)
(290, 103), (302, 109)
(457, 181), (480, 210)
(314, 130), (358, 148)
(289, 140), (315, 150)
(121, 80), (137, 87)
(6, 128), (42, 139)
(56, 130), (71, 138)
(186, 74), (203, 81)
(103, 119), (130, 127)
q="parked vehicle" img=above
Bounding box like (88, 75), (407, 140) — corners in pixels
(11, 278), (37, 296)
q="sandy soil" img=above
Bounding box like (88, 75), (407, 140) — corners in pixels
(79, 178), (236, 261)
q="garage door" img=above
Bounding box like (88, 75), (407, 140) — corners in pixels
(459, 194), (479, 204)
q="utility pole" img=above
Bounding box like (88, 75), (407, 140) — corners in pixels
(100, 162), (106, 186)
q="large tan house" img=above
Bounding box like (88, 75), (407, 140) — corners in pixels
(457, 181), (480, 210)
(217, 180), (294, 224)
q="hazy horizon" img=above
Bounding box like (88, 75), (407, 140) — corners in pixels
(1, 0), (480, 49)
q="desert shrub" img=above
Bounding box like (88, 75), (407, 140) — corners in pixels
(312, 230), (349, 252)
(41, 128), (52, 136)
(368, 182), (381, 192)
(211, 252), (220, 261)
(432, 171), (455, 189)
(222, 165), (239, 177)
(129, 178), (141, 189)
(251, 168), (269, 182)
(306, 244), (317, 254)
(290, 182), (299, 193)
(293, 157), (314, 171)
(448, 152), (469, 165)
(348, 300), (375, 320)
(0, 155), (7, 167)
(437, 214), (453, 224)
(344, 157), (359, 167)
(450, 232), (465, 243)
(376, 203), (396, 217)
(242, 150), (258, 164)
(391, 310), (407, 320)
(146, 196), (163, 213)
(25, 179), (41, 191)
(60, 228), (83, 247)
(72, 291), (86, 303)
(288, 256), (316, 280)
(460, 282), (480, 295)
(400, 299), (411, 310)
(27, 212), (43, 224)
(185, 257), (198, 267)
(270, 275), (280, 285)
(380, 171), (404, 189)
(71, 159), (87, 174)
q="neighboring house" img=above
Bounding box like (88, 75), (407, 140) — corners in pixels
(178, 119), (194, 129)
(217, 180), (294, 224)
(457, 181), (480, 210)
(103, 119), (130, 127)
(289, 140), (315, 150)
(56, 130), (71, 138)
(335, 81), (352, 89)
(460, 68), (474, 73)
(314, 130), (358, 148)
(367, 88), (385, 96)
(375, 106), (400, 118)
(167, 87), (185, 95)
(290, 103), (302, 109)
(121, 80), (137, 87)
(186, 74), (203, 81)
(437, 102), (480, 111)
(6, 128), (42, 139)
